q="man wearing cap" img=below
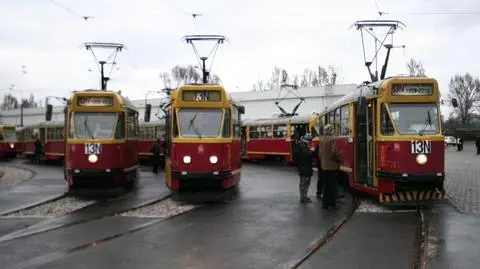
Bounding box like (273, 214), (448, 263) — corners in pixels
(318, 124), (341, 209)
(296, 133), (315, 203)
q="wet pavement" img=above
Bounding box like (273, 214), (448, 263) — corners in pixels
(3, 163), (354, 269)
(1, 145), (480, 268)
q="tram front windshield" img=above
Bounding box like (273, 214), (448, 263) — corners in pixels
(1, 131), (17, 141)
(386, 103), (440, 135)
(178, 108), (223, 138)
(73, 112), (117, 139)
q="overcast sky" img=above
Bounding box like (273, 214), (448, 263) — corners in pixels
(1, 0), (479, 115)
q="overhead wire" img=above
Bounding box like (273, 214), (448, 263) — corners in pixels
(46, 0), (93, 21)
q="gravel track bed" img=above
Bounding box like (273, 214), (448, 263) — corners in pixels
(0, 166), (34, 186)
(117, 198), (198, 218)
(5, 197), (96, 217)
(356, 199), (416, 213)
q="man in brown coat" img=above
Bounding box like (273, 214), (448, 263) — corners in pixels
(318, 124), (341, 209)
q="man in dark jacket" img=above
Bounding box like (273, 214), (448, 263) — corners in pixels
(314, 143), (323, 199)
(297, 133), (314, 203)
(151, 138), (162, 174)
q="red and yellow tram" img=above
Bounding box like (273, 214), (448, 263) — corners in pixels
(53, 90), (140, 189)
(0, 124), (20, 158)
(158, 84), (245, 192)
(318, 76), (449, 204)
(138, 119), (165, 163)
(21, 121), (64, 162)
(241, 115), (319, 163)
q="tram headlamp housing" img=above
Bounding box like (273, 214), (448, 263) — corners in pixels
(9, 143), (14, 149)
(416, 154), (427, 165)
(209, 155), (218, 164)
(88, 154), (98, 163)
(183, 155), (191, 164)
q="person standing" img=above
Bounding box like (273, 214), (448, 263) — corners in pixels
(296, 133), (315, 204)
(318, 124), (341, 209)
(151, 138), (162, 174)
(475, 136), (480, 155)
(314, 142), (324, 199)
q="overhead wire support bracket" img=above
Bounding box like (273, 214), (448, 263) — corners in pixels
(84, 42), (125, 91)
(352, 20), (406, 83)
(182, 35), (228, 84)
(274, 83), (304, 117)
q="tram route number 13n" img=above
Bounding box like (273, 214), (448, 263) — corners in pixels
(410, 140), (431, 154)
(84, 143), (102, 155)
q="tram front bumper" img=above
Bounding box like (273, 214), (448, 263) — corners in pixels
(66, 168), (124, 187)
(171, 171), (235, 191)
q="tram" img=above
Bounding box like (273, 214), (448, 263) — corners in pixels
(0, 124), (19, 158)
(138, 119), (165, 164)
(318, 76), (456, 204)
(241, 114), (320, 163)
(22, 121), (64, 162)
(156, 84), (245, 192)
(51, 90), (140, 189)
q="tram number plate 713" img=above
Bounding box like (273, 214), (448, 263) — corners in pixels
(410, 140), (431, 154)
(84, 143), (101, 155)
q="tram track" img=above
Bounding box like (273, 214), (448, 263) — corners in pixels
(0, 191), (174, 243)
(8, 197), (200, 269)
(279, 194), (360, 269)
(413, 207), (428, 269)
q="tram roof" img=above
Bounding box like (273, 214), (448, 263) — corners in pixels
(242, 114), (316, 126)
(139, 119), (165, 126)
(22, 120), (64, 129)
(70, 89), (138, 111)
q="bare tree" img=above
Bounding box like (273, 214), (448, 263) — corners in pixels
(448, 73), (480, 125)
(209, 74), (221, 84)
(1, 94), (18, 110)
(159, 72), (172, 88)
(406, 58), (426, 76)
(161, 65), (221, 87)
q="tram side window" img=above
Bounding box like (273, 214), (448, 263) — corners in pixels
(55, 127), (64, 140)
(380, 104), (395, 136)
(232, 107), (240, 138)
(334, 109), (341, 135)
(68, 112), (74, 138)
(155, 126), (164, 138)
(260, 125), (272, 138)
(139, 126), (145, 138)
(172, 110), (179, 137)
(115, 112), (125, 139)
(249, 126), (259, 139)
(273, 124), (287, 138)
(47, 128), (55, 141)
(126, 110), (137, 139)
(223, 109), (231, 137)
(340, 105), (350, 136)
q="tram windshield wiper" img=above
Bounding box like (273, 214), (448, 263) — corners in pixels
(188, 114), (202, 138)
(84, 116), (95, 139)
(418, 111), (432, 136)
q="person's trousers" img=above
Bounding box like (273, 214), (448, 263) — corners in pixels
(322, 171), (337, 207)
(299, 176), (311, 199)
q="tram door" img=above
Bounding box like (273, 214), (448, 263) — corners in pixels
(240, 126), (247, 156)
(355, 97), (374, 186)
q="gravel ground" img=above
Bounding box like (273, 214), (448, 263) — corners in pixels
(0, 166), (34, 186)
(5, 197), (96, 217)
(117, 198), (198, 218)
(356, 199), (416, 213)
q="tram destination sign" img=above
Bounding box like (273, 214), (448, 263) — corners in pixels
(182, 90), (222, 102)
(77, 96), (114, 107)
(391, 83), (434, 96)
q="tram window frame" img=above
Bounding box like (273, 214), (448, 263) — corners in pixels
(139, 126), (145, 138)
(232, 106), (241, 138)
(172, 109), (179, 137)
(260, 125), (273, 138)
(339, 104), (350, 136)
(126, 109), (138, 139)
(273, 124), (287, 138)
(249, 126), (259, 139)
(55, 127), (64, 140)
(334, 109), (341, 135)
(380, 103), (395, 136)
(222, 109), (232, 138)
(47, 127), (55, 141)
(155, 125), (164, 138)
(115, 112), (125, 139)
(68, 112), (74, 139)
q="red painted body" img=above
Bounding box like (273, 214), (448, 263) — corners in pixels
(0, 142), (18, 158)
(65, 140), (138, 187)
(13, 141), (24, 156)
(138, 138), (164, 161)
(43, 140), (64, 160)
(334, 137), (445, 196)
(23, 140), (36, 157)
(243, 138), (292, 161)
(169, 139), (242, 192)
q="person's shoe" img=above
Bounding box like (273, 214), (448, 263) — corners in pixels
(300, 197), (312, 203)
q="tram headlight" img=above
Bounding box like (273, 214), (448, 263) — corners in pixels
(209, 155), (218, 164)
(88, 154), (98, 163)
(183, 155), (191, 164)
(416, 154), (427, 165)
(9, 143), (14, 149)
